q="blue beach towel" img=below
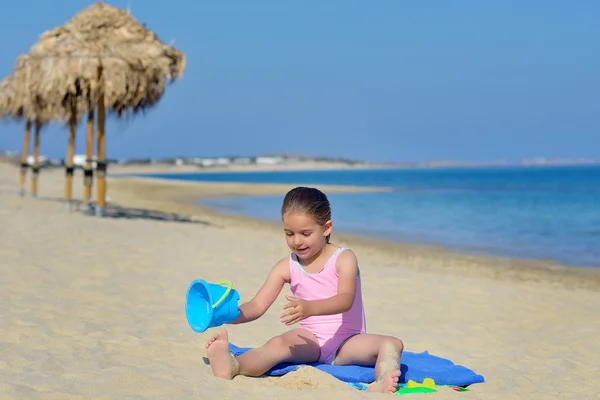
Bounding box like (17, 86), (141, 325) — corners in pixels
(229, 343), (484, 388)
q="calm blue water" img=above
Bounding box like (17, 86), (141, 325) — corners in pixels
(142, 166), (600, 267)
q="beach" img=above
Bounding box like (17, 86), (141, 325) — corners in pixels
(1, 161), (599, 399)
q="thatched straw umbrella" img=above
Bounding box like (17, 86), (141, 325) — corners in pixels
(13, 53), (94, 209)
(11, 1), (185, 214)
(0, 76), (31, 196)
(0, 72), (69, 197)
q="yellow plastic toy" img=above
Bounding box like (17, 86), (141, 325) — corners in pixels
(406, 378), (436, 390)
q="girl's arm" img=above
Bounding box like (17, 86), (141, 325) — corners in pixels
(306, 250), (358, 316)
(229, 257), (290, 324)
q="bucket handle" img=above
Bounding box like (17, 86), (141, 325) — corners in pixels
(212, 280), (232, 309)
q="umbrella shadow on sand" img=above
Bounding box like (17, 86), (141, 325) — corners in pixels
(33, 195), (215, 226)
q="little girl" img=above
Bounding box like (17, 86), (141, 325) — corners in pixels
(205, 186), (404, 394)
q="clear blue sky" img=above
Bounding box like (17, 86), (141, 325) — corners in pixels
(1, 1), (599, 163)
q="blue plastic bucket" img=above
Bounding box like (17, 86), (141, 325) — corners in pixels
(185, 279), (240, 333)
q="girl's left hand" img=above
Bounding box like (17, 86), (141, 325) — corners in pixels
(280, 295), (312, 326)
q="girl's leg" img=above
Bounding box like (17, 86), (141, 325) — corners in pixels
(333, 334), (404, 394)
(206, 328), (320, 379)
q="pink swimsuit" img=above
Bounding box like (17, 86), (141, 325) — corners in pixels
(289, 247), (367, 364)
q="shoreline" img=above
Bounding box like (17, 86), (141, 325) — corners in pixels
(4, 154), (598, 176)
(107, 174), (600, 292)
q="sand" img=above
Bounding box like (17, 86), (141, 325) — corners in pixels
(1, 161), (599, 399)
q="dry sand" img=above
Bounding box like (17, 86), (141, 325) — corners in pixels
(1, 161), (599, 399)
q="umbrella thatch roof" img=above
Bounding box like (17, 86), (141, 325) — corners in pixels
(11, 1), (185, 119)
(0, 72), (68, 123)
(0, 75), (18, 119)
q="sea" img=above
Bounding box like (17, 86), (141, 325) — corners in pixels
(141, 165), (600, 267)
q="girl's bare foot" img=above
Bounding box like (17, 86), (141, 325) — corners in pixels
(366, 369), (401, 394)
(206, 328), (238, 379)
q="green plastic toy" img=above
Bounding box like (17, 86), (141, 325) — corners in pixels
(396, 387), (437, 395)
(452, 386), (470, 392)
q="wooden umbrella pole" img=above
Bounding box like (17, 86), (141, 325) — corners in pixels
(95, 85), (106, 217)
(31, 119), (41, 197)
(64, 104), (77, 210)
(83, 104), (95, 209)
(19, 119), (31, 196)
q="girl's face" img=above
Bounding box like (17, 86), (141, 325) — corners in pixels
(282, 211), (332, 260)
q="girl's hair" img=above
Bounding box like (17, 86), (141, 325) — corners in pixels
(281, 187), (332, 242)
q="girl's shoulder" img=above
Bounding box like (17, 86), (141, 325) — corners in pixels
(332, 247), (359, 275)
(335, 246), (357, 260)
(336, 246), (357, 259)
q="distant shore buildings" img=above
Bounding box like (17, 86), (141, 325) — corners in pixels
(0, 151), (364, 170)
(0, 149), (598, 170)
